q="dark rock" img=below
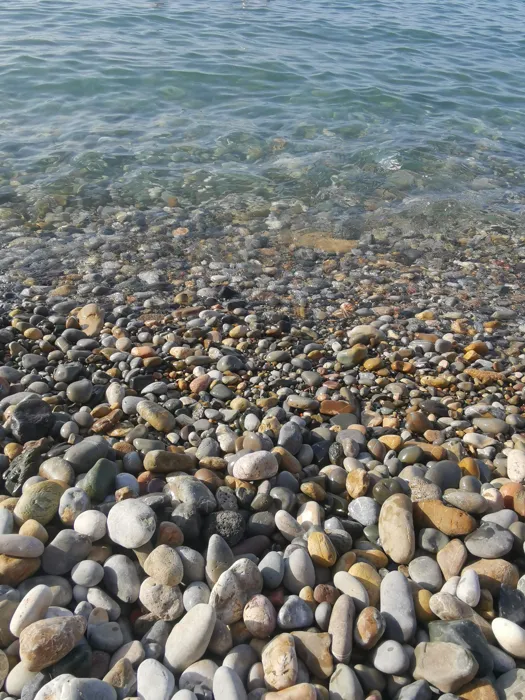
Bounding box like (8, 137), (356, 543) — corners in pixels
(499, 584), (525, 624)
(2, 440), (49, 496)
(204, 511), (246, 546)
(10, 397), (53, 444)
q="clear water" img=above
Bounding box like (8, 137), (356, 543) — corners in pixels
(1, 0), (525, 231)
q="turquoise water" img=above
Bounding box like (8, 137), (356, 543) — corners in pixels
(1, 0), (525, 229)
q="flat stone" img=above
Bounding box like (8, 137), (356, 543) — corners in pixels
(139, 577), (184, 621)
(71, 560), (104, 587)
(0, 554), (41, 586)
(223, 643), (257, 683)
(11, 398), (53, 444)
(144, 545), (183, 586)
(66, 378), (93, 404)
(495, 669), (525, 700)
(82, 458), (118, 502)
(373, 639), (409, 674)
(459, 678), (499, 700)
(408, 556), (443, 593)
(429, 592), (494, 642)
(243, 594), (276, 638)
(87, 621), (124, 652)
(307, 531), (337, 567)
(212, 666), (246, 700)
(333, 571), (369, 611)
(428, 619), (494, 673)
(34, 675), (117, 700)
(18, 575), (72, 607)
(348, 497), (380, 526)
(143, 450), (196, 472)
(457, 570), (481, 607)
(443, 491), (487, 515)
(258, 551), (284, 589)
(413, 641), (478, 693)
(437, 539), (468, 580)
(104, 554), (141, 603)
(64, 436), (110, 474)
(465, 523), (513, 559)
(58, 487), (90, 526)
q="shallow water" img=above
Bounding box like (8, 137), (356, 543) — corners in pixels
(1, 0), (525, 232)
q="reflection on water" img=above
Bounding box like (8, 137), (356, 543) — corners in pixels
(0, 0), (523, 234)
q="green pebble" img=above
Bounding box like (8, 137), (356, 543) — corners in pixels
(82, 458), (117, 502)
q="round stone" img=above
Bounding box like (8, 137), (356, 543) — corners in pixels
(465, 523), (514, 559)
(232, 451), (279, 481)
(107, 500), (156, 548)
(373, 639), (409, 674)
(73, 510), (107, 540)
(408, 557), (443, 593)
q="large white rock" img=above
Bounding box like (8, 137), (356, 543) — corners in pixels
(507, 450), (525, 484)
(163, 604), (216, 674)
(232, 451), (278, 480)
(107, 500), (156, 549)
(137, 658), (175, 700)
(493, 618), (525, 659)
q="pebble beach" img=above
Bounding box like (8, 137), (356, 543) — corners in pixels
(0, 205), (523, 700)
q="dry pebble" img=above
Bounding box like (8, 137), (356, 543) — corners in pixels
(0, 247), (521, 700)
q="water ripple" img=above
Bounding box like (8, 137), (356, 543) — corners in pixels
(0, 0), (524, 218)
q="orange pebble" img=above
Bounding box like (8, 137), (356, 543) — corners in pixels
(131, 346), (157, 358)
(459, 457), (481, 479)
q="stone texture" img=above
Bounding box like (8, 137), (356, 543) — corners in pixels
(378, 493), (415, 564)
(19, 615), (87, 671)
(413, 641), (479, 693)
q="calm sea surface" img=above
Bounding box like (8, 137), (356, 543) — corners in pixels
(1, 0), (525, 233)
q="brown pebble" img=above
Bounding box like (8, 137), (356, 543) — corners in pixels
(314, 584), (340, 605)
(437, 539), (468, 580)
(19, 615), (87, 671)
(0, 554), (40, 587)
(463, 559), (519, 594)
(346, 469), (370, 498)
(413, 500), (476, 536)
(307, 531), (338, 568)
